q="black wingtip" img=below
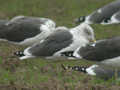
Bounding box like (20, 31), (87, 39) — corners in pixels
(71, 66), (87, 73)
(61, 51), (75, 57)
(61, 64), (88, 73)
(14, 51), (25, 57)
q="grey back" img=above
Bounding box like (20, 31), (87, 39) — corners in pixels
(113, 10), (120, 21)
(28, 30), (73, 56)
(0, 17), (45, 42)
(79, 37), (120, 61)
(88, 0), (120, 23)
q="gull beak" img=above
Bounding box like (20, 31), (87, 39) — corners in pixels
(89, 39), (96, 47)
(93, 40), (96, 43)
(90, 39), (96, 43)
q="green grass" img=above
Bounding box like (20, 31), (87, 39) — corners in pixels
(0, 0), (120, 90)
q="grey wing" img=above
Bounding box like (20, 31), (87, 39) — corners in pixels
(7, 16), (49, 25)
(112, 10), (120, 21)
(28, 30), (73, 56)
(0, 17), (43, 42)
(79, 37), (120, 61)
(88, 0), (120, 23)
(93, 64), (119, 79)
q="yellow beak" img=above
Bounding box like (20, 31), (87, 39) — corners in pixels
(90, 39), (96, 43)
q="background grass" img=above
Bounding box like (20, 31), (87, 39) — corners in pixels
(0, 0), (120, 90)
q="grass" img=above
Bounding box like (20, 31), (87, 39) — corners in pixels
(0, 0), (120, 90)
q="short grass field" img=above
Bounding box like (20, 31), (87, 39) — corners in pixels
(0, 0), (120, 90)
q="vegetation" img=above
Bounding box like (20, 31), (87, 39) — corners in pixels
(0, 0), (120, 89)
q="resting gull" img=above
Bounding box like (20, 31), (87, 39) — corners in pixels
(62, 37), (120, 79)
(14, 23), (96, 60)
(62, 59), (120, 80)
(75, 0), (120, 24)
(0, 15), (56, 46)
(73, 37), (120, 61)
(101, 10), (120, 25)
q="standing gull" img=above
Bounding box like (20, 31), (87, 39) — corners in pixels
(75, 0), (120, 24)
(14, 23), (96, 60)
(0, 15), (56, 46)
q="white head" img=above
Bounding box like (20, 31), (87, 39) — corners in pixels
(6, 15), (25, 25)
(44, 19), (56, 30)
(55, 26), (68, 31)
(76, 23), (96, 43)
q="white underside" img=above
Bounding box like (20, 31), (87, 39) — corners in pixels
(19, 23), (94, 60)
(52, 30), (89, 58)
(0, 39), (8, 42)
(19, 55), (35, 60)
(45, 56), (75, 60)
(73, 46), (83, 59)
(19, 47), (35, 60)
(101, 56), (120, 67)
(86, 64), (98, 76)
(49, 23), (94, 59)
(86, 56), (120, 75)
